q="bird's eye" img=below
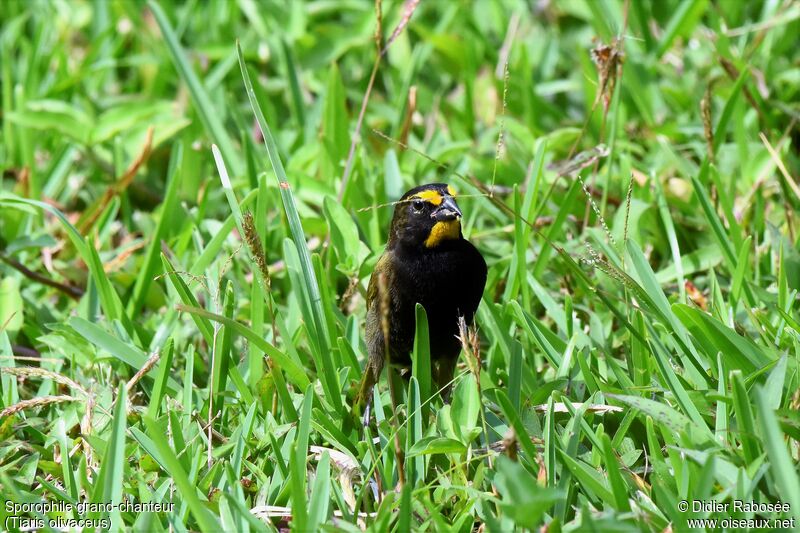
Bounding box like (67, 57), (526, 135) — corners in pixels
(412, 199), (425, 212)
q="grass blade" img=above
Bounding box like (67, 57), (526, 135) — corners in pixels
(176, 303), (309, 389)
(147, 1), (241, 175)
(755, 386), (800, 523)
(291, 386), (314, 532)
(412, 304), (431, 410)
(143, 415), (220, 531)
(93, 384), (127, 526)
(237, 41), (339, 412)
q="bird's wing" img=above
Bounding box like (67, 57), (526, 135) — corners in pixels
(366, 252), (393, 312)
(467, 241), (488, 313)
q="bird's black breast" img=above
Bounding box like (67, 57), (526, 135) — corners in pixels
(387, 238), (487, 365)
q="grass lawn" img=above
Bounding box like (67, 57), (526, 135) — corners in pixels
(1, 0), (800, 531)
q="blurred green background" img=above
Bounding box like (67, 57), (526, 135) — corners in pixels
(1, 0), (800, 531)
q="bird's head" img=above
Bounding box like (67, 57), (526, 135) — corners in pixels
(388, 183), (463, 249)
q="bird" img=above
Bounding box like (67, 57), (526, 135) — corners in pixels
(354, 183), (487, 420)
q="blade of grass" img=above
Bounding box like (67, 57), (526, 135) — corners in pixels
(143, 415), (220, 531)
(600, 432), (631, 511)
(188, 189), (258, 275)
(308, 451), (331, 531)
(176, 303), (309, 389)
(68, 316), (147, 368)
(161, 253), (215, 346)
(691, 163), (756, 307)
(558, 450), (615, 506)
(657, 0), (709, 58)
(146, 339), (174, 420)
(237, 41), (339, 412)
(544, 394), (556, 488)
(754, 386), (800, 523)
(730, 235), (752, 309)
(128, 141), (183, 315)
(210, 282), (234, 416)
(281, 39), (306, 136)
(496, 390), (538, 465)
(609, 393), (708, 442)
(93, 384), (126, 527)
(715, 353), (728, 445)
(54, 420), (78, 504)
(626, 240), (707, 385)
(731, 370), (760, 463)
(85, 234), (132, 332)
(406, 376), (423, 487)
(644, 325), (715, 441)
(291, 386), (314, 532)
(147, 1), (241, 175)
(412, 304), (431, 412)
(653, 175), (686, 302)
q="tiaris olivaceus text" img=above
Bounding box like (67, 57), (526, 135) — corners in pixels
(355, 183), (487, 417)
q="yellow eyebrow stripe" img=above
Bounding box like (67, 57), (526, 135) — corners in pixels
(447, 185), (457, 197)
(410, 189), (443, 205)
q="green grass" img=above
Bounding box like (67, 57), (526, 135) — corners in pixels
(1, 0), (800, 531)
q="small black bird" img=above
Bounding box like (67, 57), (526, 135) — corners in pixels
(355, 183), (487, 416)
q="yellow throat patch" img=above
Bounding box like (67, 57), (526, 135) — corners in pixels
(424, 219), (461, 248)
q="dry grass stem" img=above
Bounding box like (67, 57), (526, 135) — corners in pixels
(0, 366), (88, 397)
(0, 395), (77, 418)
(125, 350), (162, 394)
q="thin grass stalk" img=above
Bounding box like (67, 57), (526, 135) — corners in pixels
(459, 317), (493, 469)
(0, 395), (77, 418)
(377, 272), (405, 488)
(338, 0), (420, 201)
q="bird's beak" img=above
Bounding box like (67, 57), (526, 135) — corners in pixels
(431, 196), (462, 221)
